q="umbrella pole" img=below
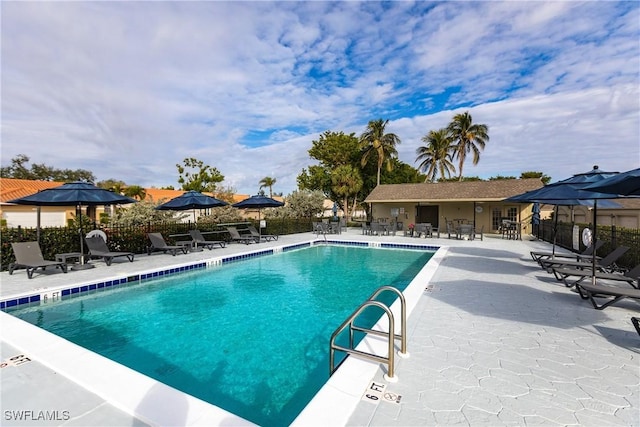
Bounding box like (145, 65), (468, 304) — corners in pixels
(552, 205), (558, 257)
(73, 204), (95, 270)
(592, 200), (598, 286)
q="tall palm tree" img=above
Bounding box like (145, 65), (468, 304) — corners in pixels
(415, 128), (456, 182)
(359, 119), (401, 186)
(259, 176), (277, 198)
(447, 111), (489, 181)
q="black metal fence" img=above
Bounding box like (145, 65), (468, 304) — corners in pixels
(2, 218), (638, 271)
(0, 218), (314, 270)
(535, 220), (639, 271)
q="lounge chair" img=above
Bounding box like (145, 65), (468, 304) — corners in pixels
(575, 281), (640, 310)
(9, 241), (68, 279)
(552, 264), (640, 288)
(226, 227), (258, 244)
(85, 236), (135, 266)
(247, 225), (278, 242)
(530, 241), (604, 266)
(540, 246), (629, 275)
(632, 317), (640, 336)
(188, 230), (226, 250)
(147, 233), (189, 256)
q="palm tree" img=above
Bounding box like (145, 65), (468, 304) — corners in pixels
(123, 185), (146, 200)
(359, 119), (401, 186)
(415, 128), (456, 182)
(259, 176), (277, 198)
(447, 111), (489, 181)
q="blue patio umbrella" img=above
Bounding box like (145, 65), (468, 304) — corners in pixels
(156, 190), (228, 222)
(232, 195), (285, 238)
(7, 181), (137, 268)
(505, 166), (621, 284)
(584, 167), (640, 197)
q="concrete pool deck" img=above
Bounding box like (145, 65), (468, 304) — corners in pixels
(1, 229), (638, 426)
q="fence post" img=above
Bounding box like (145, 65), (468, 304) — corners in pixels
(611, 225), (617, 248)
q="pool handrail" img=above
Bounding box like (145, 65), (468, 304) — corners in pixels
(329, 285), (407, 382)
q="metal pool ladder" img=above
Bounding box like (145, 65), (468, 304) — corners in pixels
(329, 286), (408, 382)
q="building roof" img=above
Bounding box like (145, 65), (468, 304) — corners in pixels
(0, 178), (260, 206)
(0, 178), (65, 203)
(365, 178), (545, 203)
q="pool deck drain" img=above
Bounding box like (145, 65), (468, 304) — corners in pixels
(1, 230), (639, 426)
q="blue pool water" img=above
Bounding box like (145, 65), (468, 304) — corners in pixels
(9, 245), (433, 426)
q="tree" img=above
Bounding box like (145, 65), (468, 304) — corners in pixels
(359, 119), (401, 186)
(415, 128), (456, 182)
(269, 190), (325, 219)
(0, 154), (95, 182)
(176, 157), (224, 192)
(111, 199), (179, 226)
(331, 165), (363, 221)
(447, 112), (489, 181)
(97, 179), (126, 193)
(520, 171), (552, 185)
(259, 177), (277, 198)
(124, 185), (147, 200)
(297, 131), (362, 212)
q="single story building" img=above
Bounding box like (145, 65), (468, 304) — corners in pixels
(364, 178), (545, 235)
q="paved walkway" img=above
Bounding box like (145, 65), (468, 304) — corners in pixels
(1, 230), (638, 426)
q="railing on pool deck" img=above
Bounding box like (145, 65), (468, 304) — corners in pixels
(329, 285), (408, 382)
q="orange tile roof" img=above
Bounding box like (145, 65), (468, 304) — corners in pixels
(0, 178), (256, 206)
(0, 178), (65, 203)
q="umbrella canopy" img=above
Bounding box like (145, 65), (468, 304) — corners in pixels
(7, 181), (137, 268)
(504, 166), (621, 284)
(232, 195), (284, 237)
(583, 167), (640, 197)
(7, 181), (137, 206)
(232, 194), (285, 209)
(156, 191), (228, 210)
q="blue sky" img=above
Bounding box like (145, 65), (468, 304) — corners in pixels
(2, 1), (639, 196)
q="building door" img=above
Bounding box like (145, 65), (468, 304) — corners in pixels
(416, 205), (439, 227)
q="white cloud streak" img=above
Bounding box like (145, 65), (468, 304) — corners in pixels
(2, 1), (638, 194)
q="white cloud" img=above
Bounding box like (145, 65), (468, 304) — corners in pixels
(2, 1), (638, 194)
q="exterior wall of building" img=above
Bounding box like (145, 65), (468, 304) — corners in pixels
(557, 205), (640, 229)
(370, 201), (535, 235)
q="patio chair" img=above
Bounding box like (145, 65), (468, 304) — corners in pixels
(85, 236), (135, 266)
(226, 227), (258, 244)
(445, 221), (456, 239)
(552, 264), (640, 288)
(530, 241), (604, 266)
(189, 230), (227, 249)
(147, 233), (189, 256)
(472, 225), (484, 241)
(247, 225), (278, 242)
(574, 281), (640, 310)
(9, 241), (68, 279)
(540, 246), (629, 275)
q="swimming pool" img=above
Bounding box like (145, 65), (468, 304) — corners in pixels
(7, 244), (434, 426)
